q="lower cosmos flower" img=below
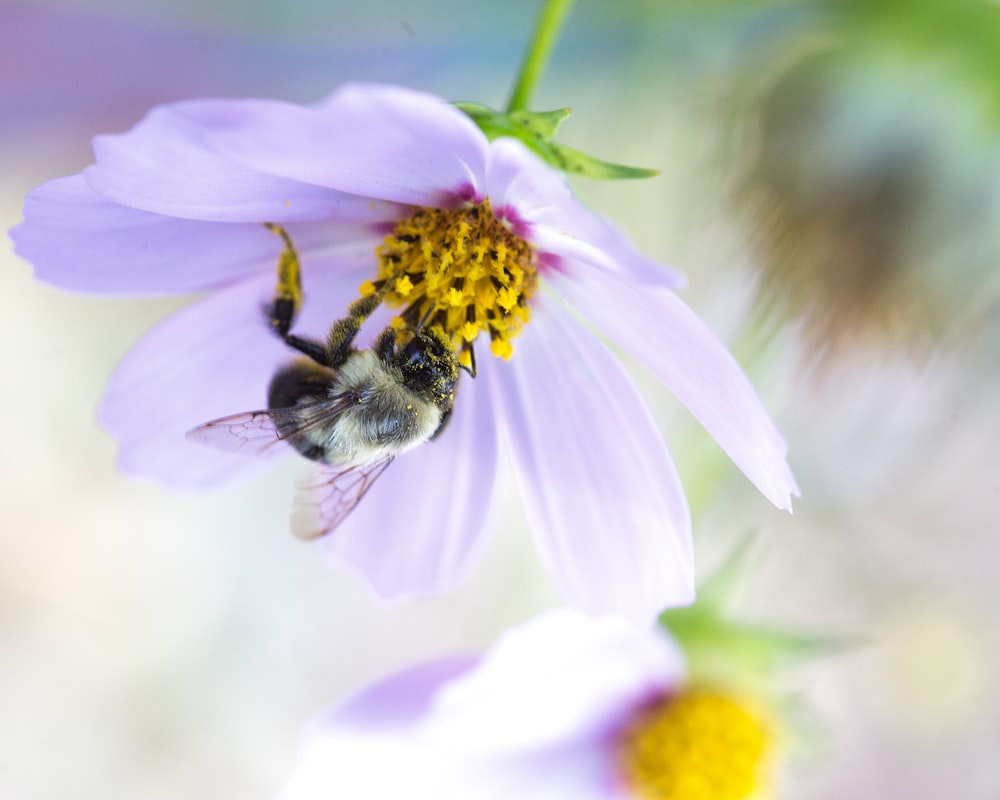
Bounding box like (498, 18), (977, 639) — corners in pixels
(10, 82), (798, 622)
(279, 609), (775, 800)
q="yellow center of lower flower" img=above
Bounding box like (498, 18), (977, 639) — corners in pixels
(363, 201), (537, 370)
(618, 689), (772, 800)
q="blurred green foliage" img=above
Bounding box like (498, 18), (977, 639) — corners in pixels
(660, 537), (853, 691)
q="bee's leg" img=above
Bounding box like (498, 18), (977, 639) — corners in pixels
(263, 222), (389, 369)
(263, 223), (329, 365)
(324, 292), (385, 368)
(264, 223), (303, 336)
(372, 326), (398, 364)
(461, 342), (477, 378)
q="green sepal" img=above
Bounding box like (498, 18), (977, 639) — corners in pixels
(454, 102), (659, 180)
(454, 102), (571, 142)
(510, 107), (572, 141)
(542, 142), (661, 180)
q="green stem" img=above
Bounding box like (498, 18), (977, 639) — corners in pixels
(506, 0), (576, 112)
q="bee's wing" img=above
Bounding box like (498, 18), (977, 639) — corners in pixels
(185, 409), (294, 458)
(290, 457), (395, 540)
(185, 396), (358, 459)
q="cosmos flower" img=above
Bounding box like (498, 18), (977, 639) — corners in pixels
(279, 609), (775, 800)
(11, 82), (797, 621)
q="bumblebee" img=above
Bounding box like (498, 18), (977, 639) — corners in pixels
(187, 224), (461, 538)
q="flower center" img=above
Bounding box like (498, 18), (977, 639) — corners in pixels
(364, 201), (537, 370)
(617, 689), (772, 800)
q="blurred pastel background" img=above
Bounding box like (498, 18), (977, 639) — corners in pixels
(2, 1), (999, 798)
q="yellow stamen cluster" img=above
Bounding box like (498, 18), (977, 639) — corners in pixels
(367, 201), (537, 369)
(618, 689), (772, 800)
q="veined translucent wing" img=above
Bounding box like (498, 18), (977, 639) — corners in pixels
(291, 457), (395, 540)
(185, 395), (359, 459)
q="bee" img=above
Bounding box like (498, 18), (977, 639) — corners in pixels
(186, 225), (462, 539)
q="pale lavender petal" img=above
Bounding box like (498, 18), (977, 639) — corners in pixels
(490, 301), (695, 623)
(320, 361), (499, 598)
(213, 82), (489, 207)
(551, 266), (800, 510)
(282, 612), (685, 800)
(11, 175), (381, 294)
(329, 657), (478, 732)
(486, 137), (684, 288)
(86, 98), (402, 223)
(279, 729), (442, 800)
(281, 659), (480, 800)
(99, 252), (374, 487)
(422, 610), (685, 755)
(284, 730), (616, 800)
(426, 746), (620, 800)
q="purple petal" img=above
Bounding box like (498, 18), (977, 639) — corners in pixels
(330, 657), (479, 732)
(421, 610), (685, 754)
(284, 659), (479, 800)
(281, 612), (686, 800)
(86, 98), (401, 223)
(319, 362), (500, 598)
(489, 301), (694, 623)
(212, 82), (489, 207)
(486, 137), (684, 288)
(11, 175), (382, 294)
(551, 266), (800, 510)
(99, 252), (375, 487)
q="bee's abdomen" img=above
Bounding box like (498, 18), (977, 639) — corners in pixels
(268, 360), (338, 463)
(268, 360), (336, 410)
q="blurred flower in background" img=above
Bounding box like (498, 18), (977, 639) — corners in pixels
(280, 609), (783, 800)
(725, 0), (1000, 367)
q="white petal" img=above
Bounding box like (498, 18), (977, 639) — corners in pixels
(281, 612), (683, 800)
(421, 609), (686, 755)
(279, 727), (440, 800)
(434, 746), (620, 800)
(282, 659), (480, 800)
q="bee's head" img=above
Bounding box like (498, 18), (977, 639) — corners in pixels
(398, 327), (459, 406)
